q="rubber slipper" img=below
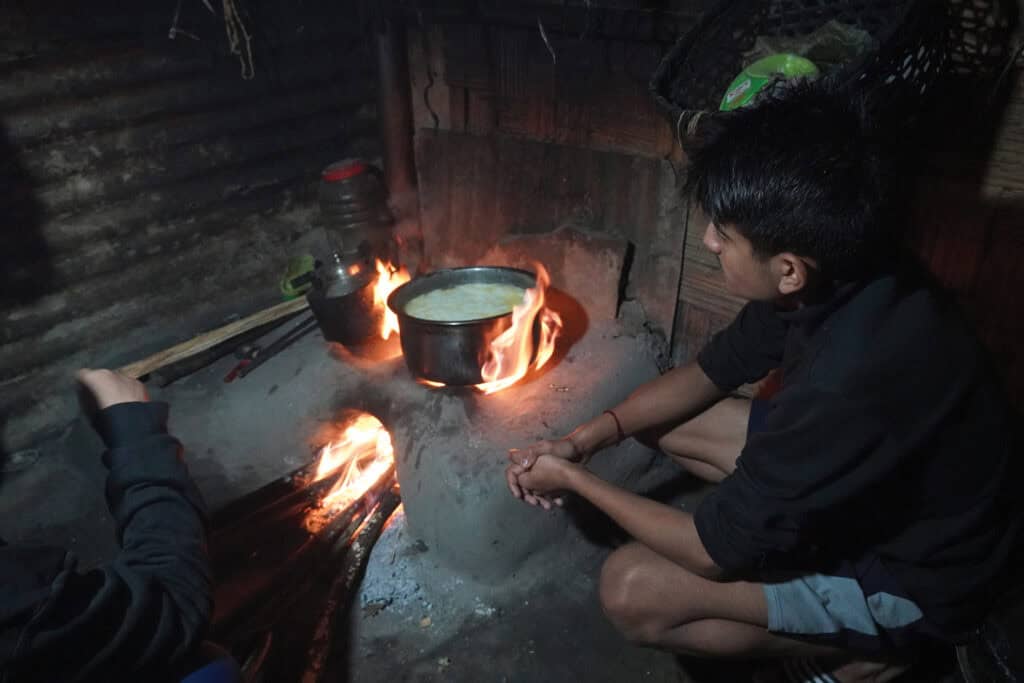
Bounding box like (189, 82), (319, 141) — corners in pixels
(781, 658), (839, 683)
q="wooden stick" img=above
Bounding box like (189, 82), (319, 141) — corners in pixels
(117, 297), (310, 379)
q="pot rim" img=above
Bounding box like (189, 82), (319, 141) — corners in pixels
(387, 266), (537, 326)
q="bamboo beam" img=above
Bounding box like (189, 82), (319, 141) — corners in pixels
(117, 297), (309, 379)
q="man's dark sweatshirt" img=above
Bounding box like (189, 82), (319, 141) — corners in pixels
(693, 269), (1023, 643)
(0, 402), (211, 682)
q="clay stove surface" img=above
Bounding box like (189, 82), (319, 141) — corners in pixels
(1, 319), (716, 682)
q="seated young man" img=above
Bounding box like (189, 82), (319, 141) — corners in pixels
(0, 369), (235, 683)
(505, 82), (1022, 681)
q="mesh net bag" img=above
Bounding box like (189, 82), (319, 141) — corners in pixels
(649, 0), (1014, 149)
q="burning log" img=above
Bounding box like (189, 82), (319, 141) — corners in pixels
(228, 481), (400, 683)
(208, 412), (400, 681)
(300, 485), (402, 683)
(209, 463), (396, 643)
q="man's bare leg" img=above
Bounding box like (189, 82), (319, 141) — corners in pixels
(599, 543), (911, 682)
(599, 542), (835, 657)
(621, 397), (915, 679)
(641, 397), (752, 483)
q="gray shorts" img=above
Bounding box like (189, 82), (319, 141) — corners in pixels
(763, 554), (941, 655)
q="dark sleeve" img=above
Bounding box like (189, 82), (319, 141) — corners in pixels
(696, 301), (788, 392)
(0, 402), (211, 683)
(693, 387), (887, 575)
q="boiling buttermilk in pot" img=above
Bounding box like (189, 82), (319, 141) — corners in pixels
(405, 282), (527, 321)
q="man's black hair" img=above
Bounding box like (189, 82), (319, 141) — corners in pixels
(686, 80), (899, 282)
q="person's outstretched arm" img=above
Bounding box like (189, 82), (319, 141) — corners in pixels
(507, 360), (726, 504)
(507, 300), (787, 505)
(570, 360), (727, 458)
(0, 369), (212, 683)
(511, 454), (721, 578)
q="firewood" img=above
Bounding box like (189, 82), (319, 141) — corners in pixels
(210, 465), (396, 643)
(224, 477), (400, 683)
(301, 485), (402, 683)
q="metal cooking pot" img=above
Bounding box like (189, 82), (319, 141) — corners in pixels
(387, 266), (538, 385)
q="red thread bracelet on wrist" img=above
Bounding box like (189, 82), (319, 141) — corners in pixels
(604, 409), (625, 444)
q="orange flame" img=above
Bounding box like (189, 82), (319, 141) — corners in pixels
(373, 259), (410, 340)
(474, 263), (563, 394)
(314, 413), (394, 509)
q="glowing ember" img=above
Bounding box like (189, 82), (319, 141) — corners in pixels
(373, 259), (411, 340)
(314, 413), (394, 509)
(475, 263), (563, 395)
(418, 379), (446, 388)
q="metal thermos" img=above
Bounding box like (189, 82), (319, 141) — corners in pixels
(318, 159), (395, 266)
(306, 159), (397, 348)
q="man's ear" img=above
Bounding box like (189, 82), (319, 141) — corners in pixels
(772, 252), (815, 296)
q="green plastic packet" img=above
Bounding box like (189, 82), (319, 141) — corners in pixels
(720, 53), (819, 111)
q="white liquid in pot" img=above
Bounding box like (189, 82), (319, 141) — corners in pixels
(405, 282), (527, 321)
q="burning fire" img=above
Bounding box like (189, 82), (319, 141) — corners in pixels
(475, 263), (562, 394)
(373, 259), (410, 340)
(314, 413), (394, 509)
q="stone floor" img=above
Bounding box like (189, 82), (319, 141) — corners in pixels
(0, 317), (964, 682)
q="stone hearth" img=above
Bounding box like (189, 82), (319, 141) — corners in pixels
(379, 319), (671, 581)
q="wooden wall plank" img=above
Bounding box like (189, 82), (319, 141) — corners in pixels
(414, 129), (685, 332)
(492, 27), (675, 158)
(407, 25), (452, 132)
(982, 74), (1024, 197)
